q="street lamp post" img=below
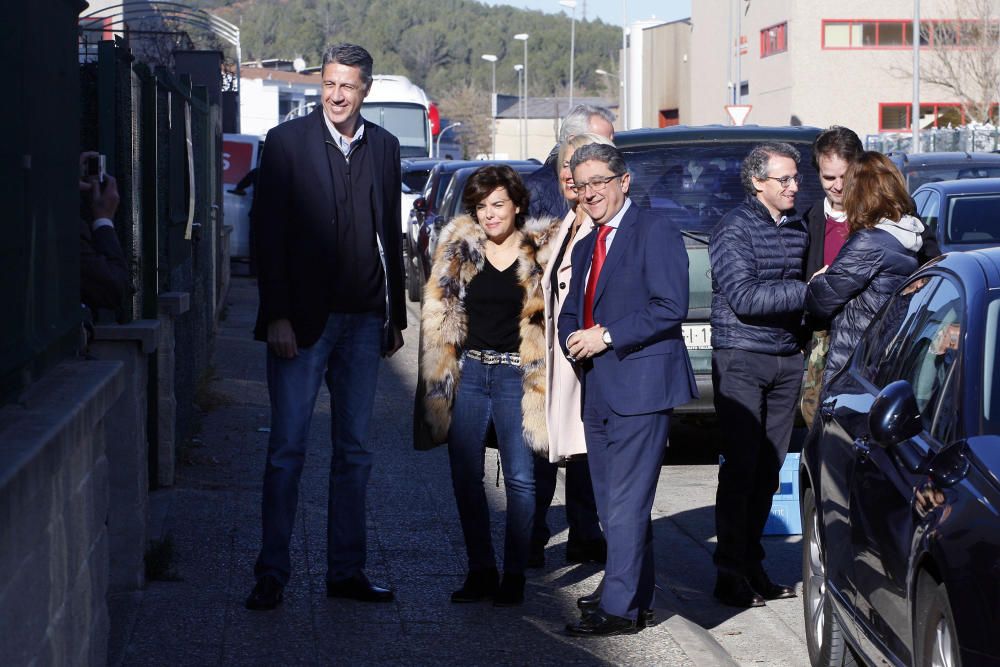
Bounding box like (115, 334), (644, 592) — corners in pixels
(514, 63), (524, 160)
(912, 0), (921, 153)
(514, 33), (529, 159)
(622, 0), (629, 130)
(436, 121), (461, 159)
(481, 54), (498, 158)
(595, 68), (623, 119)
(559, 1), (577, 109)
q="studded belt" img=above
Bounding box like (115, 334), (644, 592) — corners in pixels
(465, 349), (522, 366)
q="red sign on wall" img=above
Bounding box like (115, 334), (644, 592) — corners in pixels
(222, 140), (254, 186)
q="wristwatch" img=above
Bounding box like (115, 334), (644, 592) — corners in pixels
(602, 328), (613, 348)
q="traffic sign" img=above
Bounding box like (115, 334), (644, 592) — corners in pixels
(725, 104), (752, 126)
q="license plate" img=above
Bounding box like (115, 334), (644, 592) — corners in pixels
(683, 323), (712, 350)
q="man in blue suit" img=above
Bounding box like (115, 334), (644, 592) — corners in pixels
(558, 143), (698, 636)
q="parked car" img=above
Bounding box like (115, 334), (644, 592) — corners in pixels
(615, 125), (825, 414)
(400, 158), (442, 237)
(912, 177), (1000, 254)
(800, 248), (1000, 666)
(405, 159), (535, 301)
(886, 150), (1000, 192)
(222, 133), (263, 262)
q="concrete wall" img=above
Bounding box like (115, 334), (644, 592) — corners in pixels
(0, 361), (124, 666)
(240, 78), (280, 138)
(495, 118), (561, 162)
(642, 21), (692, 127)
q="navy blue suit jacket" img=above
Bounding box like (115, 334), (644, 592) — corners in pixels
(558, 203), (698, 416)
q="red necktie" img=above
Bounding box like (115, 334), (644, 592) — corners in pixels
(583, 224), (613, 329)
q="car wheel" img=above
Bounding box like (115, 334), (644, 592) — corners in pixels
(914, 575), (960, 667)
(405, 245), (423, 303)
(802, 487), (857, 667)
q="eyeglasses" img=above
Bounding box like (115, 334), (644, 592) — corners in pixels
(763, 173), (803, 189)
(570, 174), (623, 195)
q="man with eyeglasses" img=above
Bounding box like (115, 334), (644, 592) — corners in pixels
(558, 143), (697, 636)
(708, 142), (809, 609)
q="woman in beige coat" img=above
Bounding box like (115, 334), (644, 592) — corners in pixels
(532, 133), (616, 567)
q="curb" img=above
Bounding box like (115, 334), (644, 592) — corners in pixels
(654, 580), (739, 667)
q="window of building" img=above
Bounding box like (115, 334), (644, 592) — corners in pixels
(879, 103), (966, 131)
(659, 109), (679, 127)
(824, 18), (999, 49)
(760, 22), (787, 57)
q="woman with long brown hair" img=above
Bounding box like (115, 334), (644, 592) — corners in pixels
(805, 151), (925, 387)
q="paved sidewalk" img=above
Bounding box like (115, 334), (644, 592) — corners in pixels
(109, 276), (807, 666)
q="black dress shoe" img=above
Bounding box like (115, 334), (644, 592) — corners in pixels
(566, 538), (607, 564)
(326, 572), (394, 602)
(566, 609), (640, 637)
(451, 568), (499, 603)
(493, 572), (526, 607)
(581, 606), (656, 628)
(245, 575), (284, 611)
(748, 569), (797, 600)
(713, 572), (765, 608)
(576, 580), (604, 611)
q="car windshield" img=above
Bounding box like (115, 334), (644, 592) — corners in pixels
(621, 142), (823, 234)
(946, 194), (1000, 244)
(402, 168), (432, 194)
(906, 165), (1000, 191)
(363, 103), (429, 158)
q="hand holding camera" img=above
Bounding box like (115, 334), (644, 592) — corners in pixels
(78, 151), (119, 222)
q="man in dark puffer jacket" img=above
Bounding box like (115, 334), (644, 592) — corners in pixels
(709, 142), (808, 608)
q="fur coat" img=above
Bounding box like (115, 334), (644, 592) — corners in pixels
(418, 213), (561, 456)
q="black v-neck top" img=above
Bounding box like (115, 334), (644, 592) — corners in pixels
(464, 259), (523, 353)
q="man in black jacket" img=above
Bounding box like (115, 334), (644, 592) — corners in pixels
(524, 104), (615, 219)
(709, 143), (807, 608)
(79, 151), (129, 314)
(246, 44), (406, 611)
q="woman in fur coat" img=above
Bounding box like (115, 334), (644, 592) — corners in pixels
(418, 165), (560, 606)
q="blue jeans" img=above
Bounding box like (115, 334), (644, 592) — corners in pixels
(447, 356), (535, 574)
(254, 312), (382, 585)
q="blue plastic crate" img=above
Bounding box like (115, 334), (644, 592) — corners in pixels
(764, 453), (802, 535)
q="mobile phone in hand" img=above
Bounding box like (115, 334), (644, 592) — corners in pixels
(81, 154), (106, 184)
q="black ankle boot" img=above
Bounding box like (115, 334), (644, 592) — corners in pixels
(451, 568), (499, 603)
(493, 572), (526, 607)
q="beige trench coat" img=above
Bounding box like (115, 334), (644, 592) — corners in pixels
(542, 208), (595, 462)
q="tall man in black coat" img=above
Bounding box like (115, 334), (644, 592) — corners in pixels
(709, 143), (808, 608)
(246, 44), (407, 611)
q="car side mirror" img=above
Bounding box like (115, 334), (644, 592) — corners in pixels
(868, 380), (923, 448)
(413, 198), (427, 212)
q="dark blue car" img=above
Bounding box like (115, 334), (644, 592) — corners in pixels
(800, 248), (1000, 666)
(912, 177), (1000, 255)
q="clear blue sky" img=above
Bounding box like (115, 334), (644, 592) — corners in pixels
(480, 0), (691, 24)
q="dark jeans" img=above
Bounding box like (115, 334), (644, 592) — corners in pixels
(712, 348), (802, 576)
(254, 312), (382, 585)
(532, 457), (602, 547)
(448, 356), (535, 574)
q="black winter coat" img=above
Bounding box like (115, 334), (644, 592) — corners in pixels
(805, 224), (921, 385)
(709, 196), (809, 355)
(524, 146), (570, 220)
